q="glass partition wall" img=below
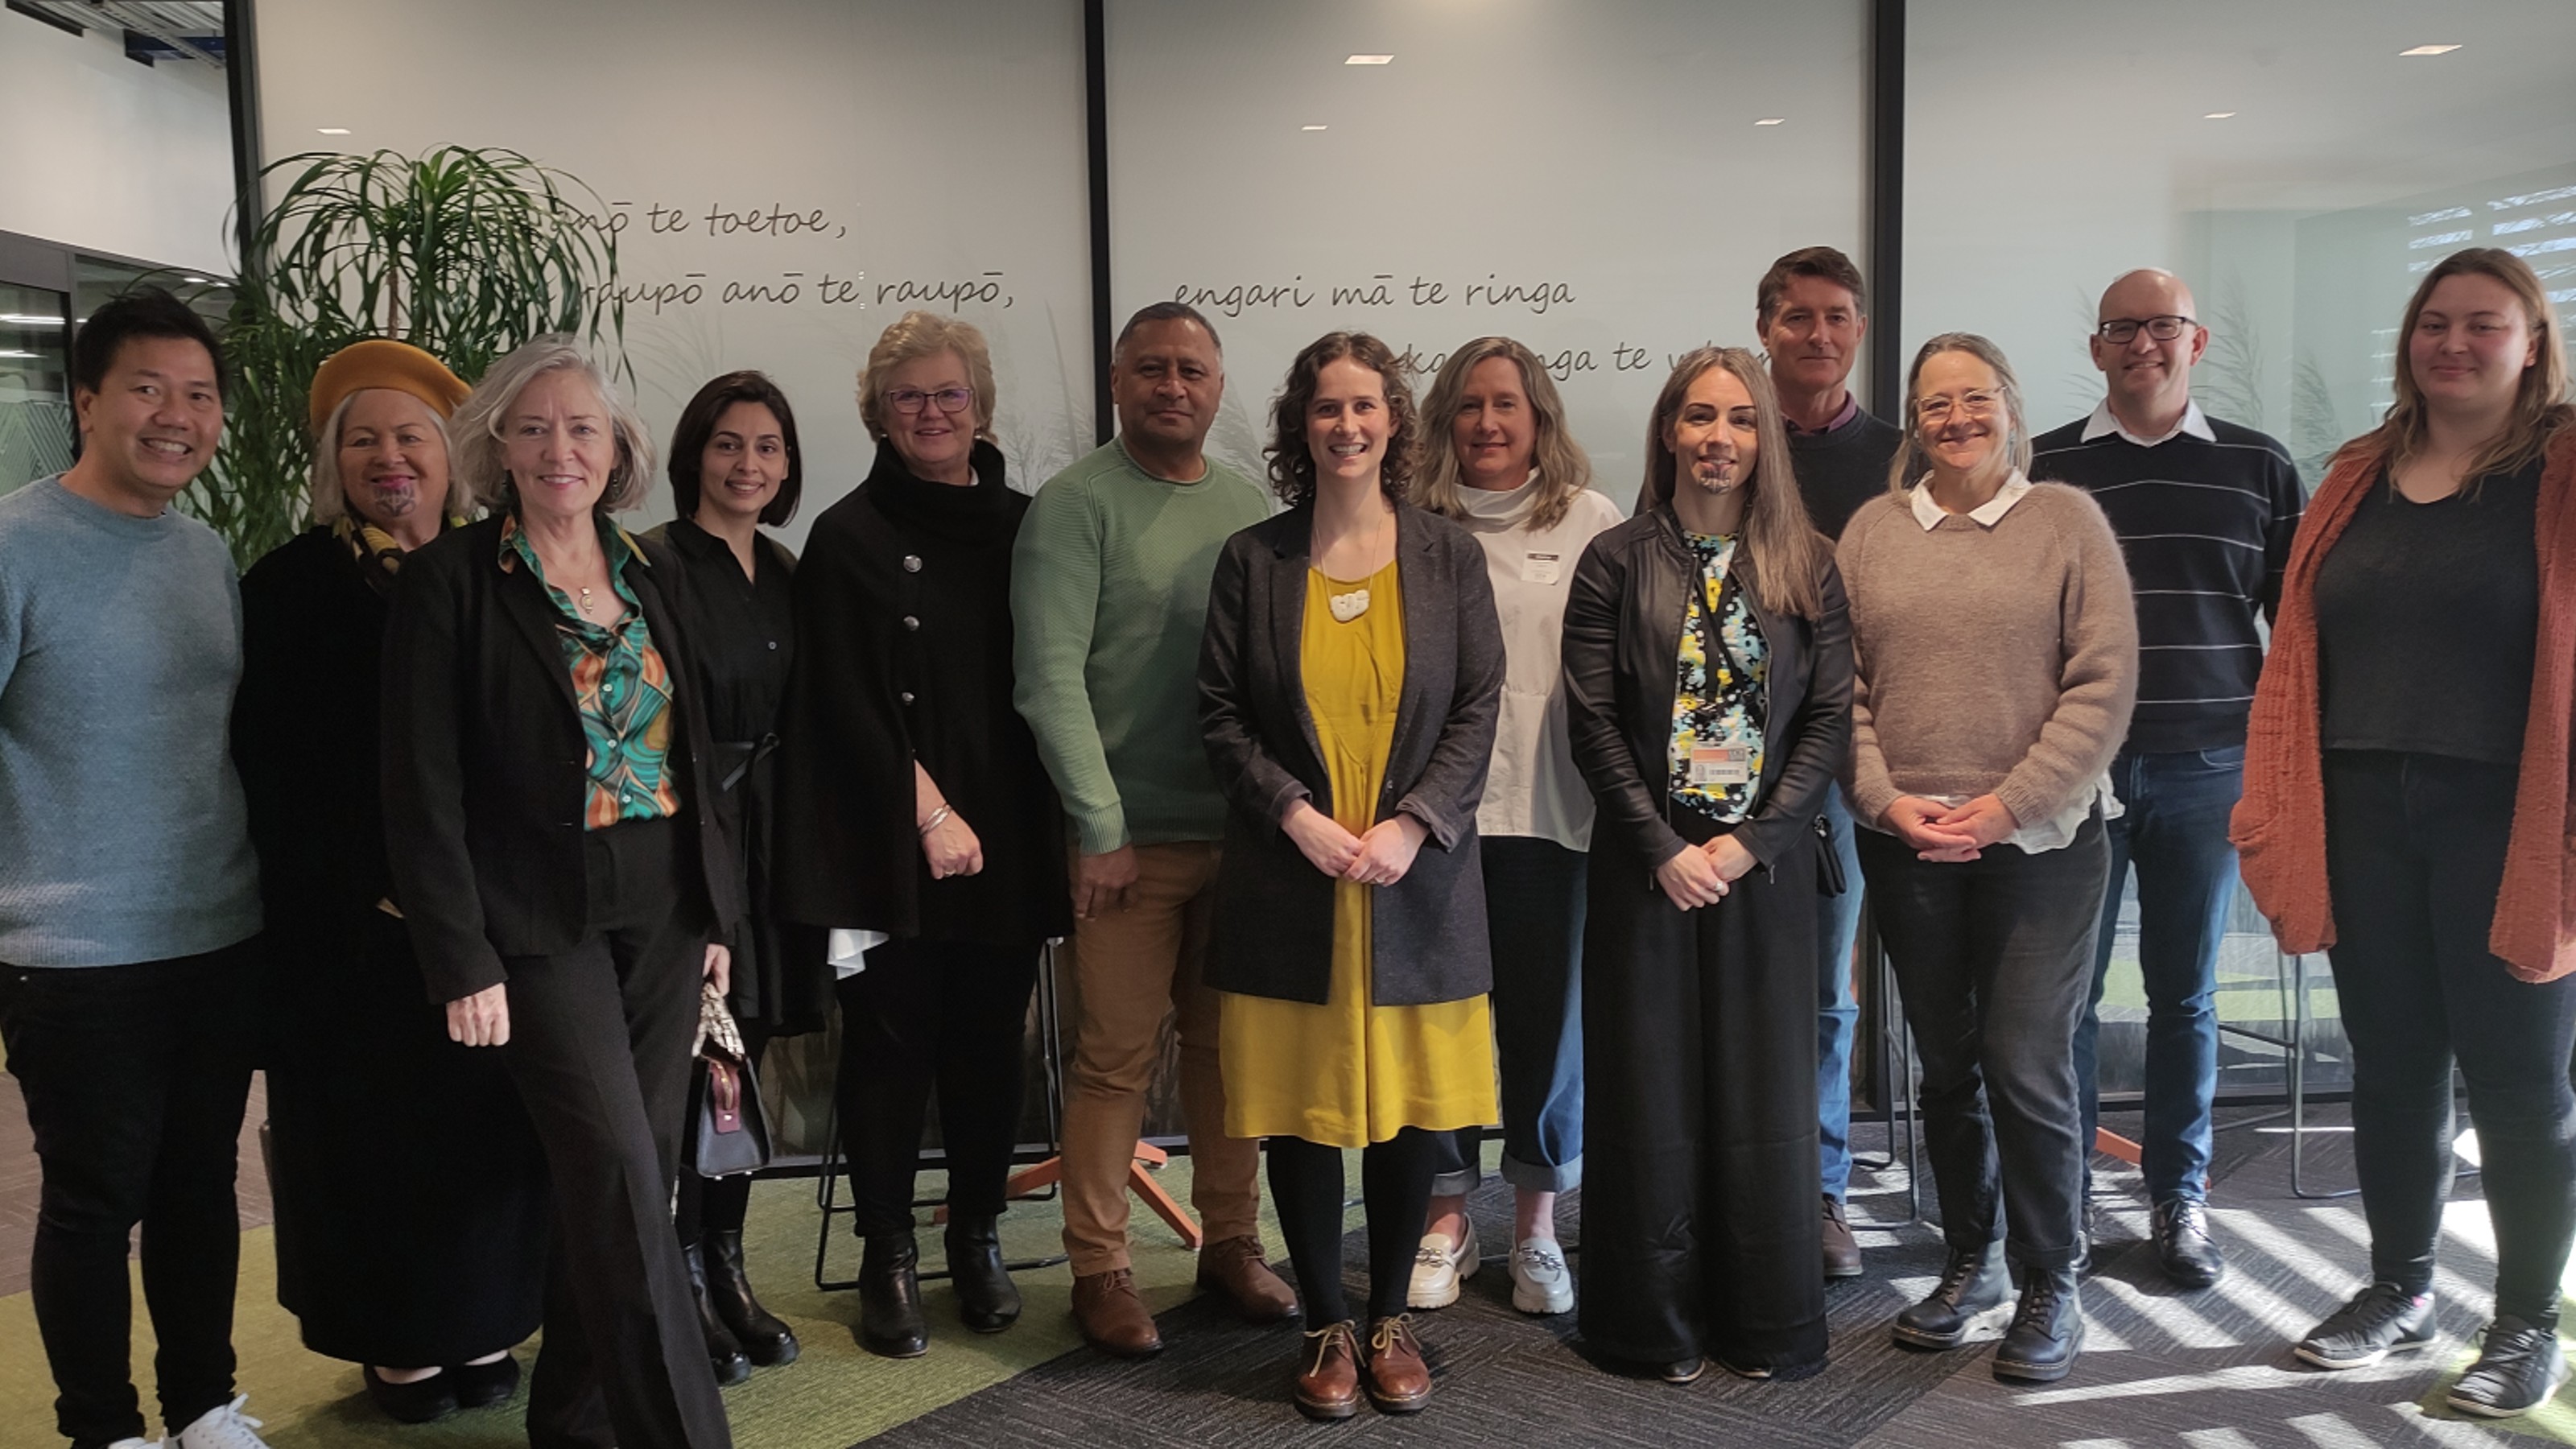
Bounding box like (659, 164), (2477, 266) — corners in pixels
(1905, 0), (2576, 1104)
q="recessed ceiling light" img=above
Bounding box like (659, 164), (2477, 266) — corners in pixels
(1753, 117), (1786, 126)
(183, 276), (208, 283)
(2399, 43), (2462, 56)
(0, 314), (64, 326)
(2203, 111), (2237, 119)
(1345, 54), (1393, 65)
(0, 350), (36, 360)
(1302, 124), (1327, 131)
(317, 126), (352, 135)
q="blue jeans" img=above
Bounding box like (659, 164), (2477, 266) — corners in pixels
(2073, 746), (2242, 1204)
(1433, 836), (1586, 1197)
(1817, 791), (1864, 1203)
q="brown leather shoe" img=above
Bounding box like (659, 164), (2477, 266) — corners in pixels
(1195, 1235), (1300, 1323)
(1071, 1268), (1163, 1357)
(1823, 1196), (1863, 1278)
(1292, 1321), (1363, 1420)
(1365, 1315), (1431, 1412)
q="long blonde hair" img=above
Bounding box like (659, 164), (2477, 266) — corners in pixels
(2339, 246), (2574, 479)
(1885, 332), (2033, 493)
(1413, 336), (1595, 530)
(1639, 346), (1825, 619)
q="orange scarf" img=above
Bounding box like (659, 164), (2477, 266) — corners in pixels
(2231, 428), (2576, 982)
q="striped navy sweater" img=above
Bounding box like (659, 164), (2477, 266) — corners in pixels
(2029, 403), (2305, 753)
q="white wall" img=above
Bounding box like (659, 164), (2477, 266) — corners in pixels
(0, 15), (233, 275)
(254, 0), (1094, 544)
(1108, 0), (1871, 510)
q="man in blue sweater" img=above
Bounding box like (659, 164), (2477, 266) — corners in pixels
(0, 290), (270, 1449)
(2032, 269), (2304, 1292)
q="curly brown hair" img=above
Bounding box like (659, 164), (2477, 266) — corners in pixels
(1264, 331), (1419, 506)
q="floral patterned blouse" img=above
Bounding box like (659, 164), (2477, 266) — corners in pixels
(501, 514), (683, 828)
(1667, 530), (1769, 825)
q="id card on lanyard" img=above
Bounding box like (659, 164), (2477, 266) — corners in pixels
(1687, 561), (1754, 788)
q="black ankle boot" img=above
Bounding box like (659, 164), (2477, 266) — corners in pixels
(857, 1232), (929, 1358)
(685, 1241), (753, 1385)
(945, 1215), (1022, 1333)
(705, 1228), (801, 1367)
(1994, 1268), (2085, 1383)
(1892, 1241), (2010, 1349)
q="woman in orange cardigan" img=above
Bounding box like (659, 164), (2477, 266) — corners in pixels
(2233, 247), (2576, 1420)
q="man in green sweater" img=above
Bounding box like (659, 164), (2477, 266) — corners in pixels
(1012, 302), (1294, 1355)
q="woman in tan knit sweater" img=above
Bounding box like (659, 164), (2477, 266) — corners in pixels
(1835, 332), (2136, 1387)
(2233, 247), (2576, 1419)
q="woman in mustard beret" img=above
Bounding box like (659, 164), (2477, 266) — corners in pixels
(234, 340), (551, 1425)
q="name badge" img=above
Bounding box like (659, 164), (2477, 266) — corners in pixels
(1520, 551), (1562, 584)
(1687, 745), (1752, 786)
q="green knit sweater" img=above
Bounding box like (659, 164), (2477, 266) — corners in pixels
(1011, 439), (1273, 853)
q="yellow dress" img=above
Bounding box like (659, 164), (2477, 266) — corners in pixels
(1220, 559), (1500, 1148)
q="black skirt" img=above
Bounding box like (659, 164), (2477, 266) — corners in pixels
(1576, 821), (1827, 1373)
(266, 909), (551, 1365)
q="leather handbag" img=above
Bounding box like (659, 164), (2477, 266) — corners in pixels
(685, 980), (773, 1179)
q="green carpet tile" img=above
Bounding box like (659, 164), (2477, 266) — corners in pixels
(0, 1154), (1271, 1449)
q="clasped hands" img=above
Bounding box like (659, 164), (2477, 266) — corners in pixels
(1884, 793), (2018, 862)
(1653, 832), (1758, 910)
(1282, 799), (1429, 886)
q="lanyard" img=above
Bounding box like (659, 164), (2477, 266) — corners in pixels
(1694, 547), (1744, 690)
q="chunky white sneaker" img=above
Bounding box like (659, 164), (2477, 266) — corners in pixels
(171, 1394), (270, 1449)
(1510, 1238), (1575, 1315)
(1406, 1220), (1479, 1309)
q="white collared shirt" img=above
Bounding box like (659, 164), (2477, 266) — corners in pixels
(2079, 398), (2215, 448)
(1906, 469), (2034, 531)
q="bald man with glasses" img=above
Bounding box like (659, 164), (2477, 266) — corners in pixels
(2030, 269), (2305, 1291)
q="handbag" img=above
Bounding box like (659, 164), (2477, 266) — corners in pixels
(685, 980), (773, 1179)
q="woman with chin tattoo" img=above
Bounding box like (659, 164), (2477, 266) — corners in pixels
(1561, 346), (1847, 1385)
(235, 340), (551, 1425)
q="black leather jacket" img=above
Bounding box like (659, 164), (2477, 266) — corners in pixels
(1562, 505), (1852, 880)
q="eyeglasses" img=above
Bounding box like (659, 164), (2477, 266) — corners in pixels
(885, 386), (975, 415)
(2096, 315), (2197, 344)
(1915, 390), (2001, 424)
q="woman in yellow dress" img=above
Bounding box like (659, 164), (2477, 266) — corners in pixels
(1199, 332), (1507, 1420)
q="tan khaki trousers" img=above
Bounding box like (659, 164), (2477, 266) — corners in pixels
(1059, 840), (1261, 1274)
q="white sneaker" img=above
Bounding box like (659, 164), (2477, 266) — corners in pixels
(106, 1439), (159, 1449)
(1406, 1220), (1480, 1309)
(171, 1394), (270, 1449)
(1510, 1238), (1575, 1315)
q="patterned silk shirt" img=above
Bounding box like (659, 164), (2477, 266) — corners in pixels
(1667, 530), (1769, 825)
(500, 515), (683, 828)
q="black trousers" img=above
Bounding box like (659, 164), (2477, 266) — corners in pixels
(0, 938), (260, 1449)
(2324, 749), (2576, 1323)
(1268, 1130), (1440, 1327)
(834, 938), (1039, 1237)
(502, 819), (730, 1449)
(1579, 824), (1825, 1373)
(1859, 817), (2106, 1274)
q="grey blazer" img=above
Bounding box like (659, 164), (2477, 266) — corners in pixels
(1197, 501), (1506, 1006)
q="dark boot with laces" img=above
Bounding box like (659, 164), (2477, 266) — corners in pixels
(1993, 1267), (2084, 1383)
(1892, 1241), (2009, 1349)
(2447, 1315), (2569, 1418)
(2153, 1198), (2226, 1289)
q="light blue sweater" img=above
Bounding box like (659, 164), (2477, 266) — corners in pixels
(0, 477), (262, 966)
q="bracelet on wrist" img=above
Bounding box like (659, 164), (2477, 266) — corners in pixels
(918, 803), (953, 836)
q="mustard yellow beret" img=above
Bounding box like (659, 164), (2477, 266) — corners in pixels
(309, 339), (471, 438)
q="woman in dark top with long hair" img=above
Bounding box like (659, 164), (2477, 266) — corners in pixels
(646, 371), (829, 1385)
(2236, 247), (2576, 1419)
(773, 312), (1069, 1361)
(1561, 346), (1846, 1384)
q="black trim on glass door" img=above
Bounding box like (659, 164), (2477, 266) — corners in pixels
(1868, 0), (1903, 418)
(224, 0), (262, 275)
(1085, 0), (1113, 445)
